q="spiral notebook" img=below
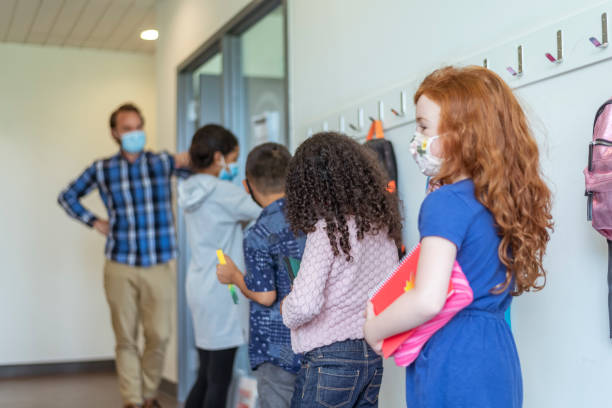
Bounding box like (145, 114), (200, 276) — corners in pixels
(370, 243), (455, 358)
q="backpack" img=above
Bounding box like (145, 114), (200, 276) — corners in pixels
(364, 120), (405, 257)
(585, 98), (612, 239)
(584, 97), (612, 339)
(364, 120), (399, 194)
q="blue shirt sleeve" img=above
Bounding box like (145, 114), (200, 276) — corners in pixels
(418, 187), (474, 250)
(57, 162), (99, 227)
(243, 231), (277, 293)
(158, 151), (191, 179)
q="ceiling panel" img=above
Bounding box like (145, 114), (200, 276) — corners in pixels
(0, 0), (18, 42)
(63, 0), (113, 47)
(102, 0), (152, 50)
(27, 0), (65, 44)
(80, 0), (132, 48)
(119, 7), (155, 52)
(5, 0), (42, 43)
(0, 0), (156, 54)
(46, 0), (89, 46)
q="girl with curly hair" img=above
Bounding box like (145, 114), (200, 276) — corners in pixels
(281, 132), (402, 408)
(364, 66), (554, 407)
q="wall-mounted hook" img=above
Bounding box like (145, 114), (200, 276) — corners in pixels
(339, 116), (346, 132)
(349, 108), (365, 131)
(589, 12), (608, 48)
(369, 102), (385, 122)
(483, 58), (489, 69)
(322, 121), (329, 131)
(506, 45), (523, 77)
(307, 128), (313, 137)
(545, 30), (563, 63)
(391, 91), (407, 117)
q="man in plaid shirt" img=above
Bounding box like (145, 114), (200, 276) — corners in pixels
(58, 103), (189, 408)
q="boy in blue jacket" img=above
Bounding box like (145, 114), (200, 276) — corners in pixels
(216, 143), (305, 408)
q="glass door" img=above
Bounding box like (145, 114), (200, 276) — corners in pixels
(176, 49), (225, 402)
(176, 1), (287, 405)
(238, 4), (287, 151)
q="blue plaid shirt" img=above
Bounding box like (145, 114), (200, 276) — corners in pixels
(58, 151), (184, 267)
(243, 198), (306, 373)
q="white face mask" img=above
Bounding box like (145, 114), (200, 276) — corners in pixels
(410, 131), (442, 176)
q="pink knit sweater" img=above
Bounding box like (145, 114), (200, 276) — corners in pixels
(282, 219), (399, 353)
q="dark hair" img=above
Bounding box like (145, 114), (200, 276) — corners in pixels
(109, 103), (144, 129)
(189, 124), (238, 170)
(286, 132), (402, 261)
(245, 143), (291, 194)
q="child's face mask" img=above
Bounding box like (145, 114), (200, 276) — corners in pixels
(410, 131), (442, 176)
(218, 156), (239, 181)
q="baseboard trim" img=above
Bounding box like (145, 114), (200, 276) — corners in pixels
(0, 359), (115, 379)
(159, 378), (178, 398)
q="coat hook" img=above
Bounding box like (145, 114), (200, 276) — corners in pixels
(506, 45), (523, 77)
(339, 116), (346, 132)
(545, 30), (563, 63)
(483, 58), (488, 69)
(349, 108), (365, 131)
(589, 12), (608, 48)
(307, 128), (313, 137)
(322, 121), (329, 131)
(378, 100), (384, 121)
(391, 91), (407, 117)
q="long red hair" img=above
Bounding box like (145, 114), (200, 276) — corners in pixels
(415, 66), (553, 296)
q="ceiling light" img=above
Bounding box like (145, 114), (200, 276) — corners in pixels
(140, 29), (159, 41)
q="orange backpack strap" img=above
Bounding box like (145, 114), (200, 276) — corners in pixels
(366, 119), (385, 141)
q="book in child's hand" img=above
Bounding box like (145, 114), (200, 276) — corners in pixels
(369, 243), (474, 366)
(283, 257), (300, 284)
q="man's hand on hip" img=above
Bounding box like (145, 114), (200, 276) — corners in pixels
(93, 219), (110, 236)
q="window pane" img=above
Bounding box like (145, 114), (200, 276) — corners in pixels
(240, 5), (286, 149)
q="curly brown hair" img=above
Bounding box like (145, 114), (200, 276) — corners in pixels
(285, 132), (403, 261)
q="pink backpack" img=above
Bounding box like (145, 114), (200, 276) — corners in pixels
(584, 97), (612, 339)
(585, 98), (612, 239)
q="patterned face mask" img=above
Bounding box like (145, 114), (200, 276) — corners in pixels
(410, 131), (442, 177)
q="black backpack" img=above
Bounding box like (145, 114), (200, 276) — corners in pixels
(364, 120), (399, 194)
(363, 120), (404, 257)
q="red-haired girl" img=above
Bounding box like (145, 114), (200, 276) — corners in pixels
(364, 66), (553, 407)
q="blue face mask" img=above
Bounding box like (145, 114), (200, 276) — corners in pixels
(121, 130), (146, 153)
(219, 159), (239, 181)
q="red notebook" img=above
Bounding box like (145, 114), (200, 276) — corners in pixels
(370, 244), (454, 358)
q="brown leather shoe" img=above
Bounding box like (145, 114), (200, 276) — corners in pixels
(143, 399), (162, 408)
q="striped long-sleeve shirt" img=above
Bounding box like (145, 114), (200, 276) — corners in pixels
(58, 151), (183, 267)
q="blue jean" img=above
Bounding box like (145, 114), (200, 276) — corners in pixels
(290, 339), (383, 408)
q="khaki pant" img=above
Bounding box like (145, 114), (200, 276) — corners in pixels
(103, 260), (174, 405)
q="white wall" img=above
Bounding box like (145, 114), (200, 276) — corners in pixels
(0, 43), (157, 365)
(289, 0), (607, 142)
(288, 1), (612, 407)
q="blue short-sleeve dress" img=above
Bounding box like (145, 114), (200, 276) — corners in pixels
(405, 179), (522, 408)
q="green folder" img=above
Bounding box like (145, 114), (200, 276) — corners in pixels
(283, 257), (301, 284)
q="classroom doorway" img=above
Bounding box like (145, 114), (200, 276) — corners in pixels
(176, 0), (288, 404)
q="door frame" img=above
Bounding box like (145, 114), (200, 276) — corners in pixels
(175, 0), (288, 401)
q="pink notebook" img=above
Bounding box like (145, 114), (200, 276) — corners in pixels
(370, 244), (474, 365)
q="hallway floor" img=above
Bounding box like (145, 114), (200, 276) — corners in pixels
(0, 372), (181, 408)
